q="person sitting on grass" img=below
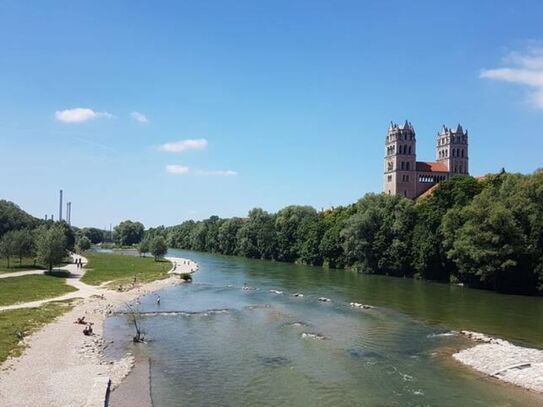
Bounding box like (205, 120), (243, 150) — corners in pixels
(83, 323), (93, 336)
(75, 316), (86, 324)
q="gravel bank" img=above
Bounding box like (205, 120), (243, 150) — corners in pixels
(454, 330), (543, 394)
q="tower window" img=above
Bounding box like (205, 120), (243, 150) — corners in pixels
(406, 162), (410, 170)
(401, 162), (405, 170)
(408, 146), (412, 154)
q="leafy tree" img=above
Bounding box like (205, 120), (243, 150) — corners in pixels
(298, 214), (326, 266)
(150, 236), (168, 261)
(11, 229), (35, 264)
(80, 227), (104, 244)
(0, 231), (17, 268)
(77, 236), (91, 252)
(138, 238), (151, 257)
(319, 206), (355, 268)
(412, 176), (483, 281)
(114, 220), (145, 246)
(342, 194), (416, 276)
(236, 209), (276, 259)
(218, 217), (244, 255)
(35, 225), (67, 271)
(274, 206), (317, 262)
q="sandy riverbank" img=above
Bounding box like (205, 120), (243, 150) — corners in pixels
(0, 256), (198, 407)
(453, 331), (543, 394)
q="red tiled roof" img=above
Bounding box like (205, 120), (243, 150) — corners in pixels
(416, 161), (448, 172)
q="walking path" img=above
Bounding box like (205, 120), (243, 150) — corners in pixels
(0, 254), (101, 312)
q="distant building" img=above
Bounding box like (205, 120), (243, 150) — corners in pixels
(384, 120), (469, 198)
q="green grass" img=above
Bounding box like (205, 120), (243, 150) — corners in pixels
(0, 275), (78, 306)
(0, 257), (72, 273)
(0, 257), (43, 273)
(0, 300), (74, 363)
(81, 251), (171, 286)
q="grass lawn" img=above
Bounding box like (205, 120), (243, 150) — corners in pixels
(81, 251), (171, 286)
(0, 275), (78, 306)
(0, 300), (74, 363)
(0, 257), (43, 273)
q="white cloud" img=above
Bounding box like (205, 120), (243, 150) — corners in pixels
(158, 138), (208, 153)
(131, 111), (149, 124)
(197, 169), (238, 176)
(55, 108), (114, 123)
(481, 47), (543, 109)
(165, 165), (190, 174)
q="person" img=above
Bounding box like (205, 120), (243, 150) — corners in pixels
(133, 275), (137, 285)
(75, 316), (86, 324)
(156, 295), (161, 305)
(83, 323), (93, 336)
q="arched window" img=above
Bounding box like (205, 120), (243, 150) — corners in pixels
(406, 162), (410, 170)
(401, 162), (405, 170)
(461, 149), (464, 158)
(408, 145), (412, 154)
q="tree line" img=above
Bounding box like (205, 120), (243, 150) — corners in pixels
(145, 171), (543, 295)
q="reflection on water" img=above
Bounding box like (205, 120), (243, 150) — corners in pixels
(111, 249), (543, 406)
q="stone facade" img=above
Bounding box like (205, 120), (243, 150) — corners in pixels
(384, 120), (469, 198)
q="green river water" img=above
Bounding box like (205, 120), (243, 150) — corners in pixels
(107, 249), (543, 406)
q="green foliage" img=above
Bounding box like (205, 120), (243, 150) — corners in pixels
(35, 225), (68, 271)
(150, 236), (168, 260)
(342, 194), (416, 276)
(0, 200), (37, 238)
(77, 235), (91, 252)
(138, 237), (151, 256)
(114, 220), (145, 246)
(79, 227), (105, 244)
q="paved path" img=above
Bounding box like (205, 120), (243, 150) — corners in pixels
(0, 254), (102, 312)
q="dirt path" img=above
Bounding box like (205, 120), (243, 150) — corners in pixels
(0, 254), (101, 312)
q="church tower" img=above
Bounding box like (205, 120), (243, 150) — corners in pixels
(436, 124), (469, 175)
(383, 120), (417, 198)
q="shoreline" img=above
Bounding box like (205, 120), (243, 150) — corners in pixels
(0, 256), (198, 407)
(453, 330), (543, 394)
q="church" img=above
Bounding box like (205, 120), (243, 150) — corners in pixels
(383, 120), (469, 198)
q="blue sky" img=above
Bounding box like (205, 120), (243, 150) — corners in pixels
(1, 1), (543, 228)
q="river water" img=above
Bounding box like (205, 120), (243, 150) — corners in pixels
(108, 249), (543, 406)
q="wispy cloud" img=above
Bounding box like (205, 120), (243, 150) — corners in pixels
(131, 111), (149, 124)
(165, 165), (238, 176)
(158, 138), (208, 153)
(196, 169), (238, 176)
(55, 108), (114, 123)
(481, 47), (543, 109)
(165, 164), (190, 174)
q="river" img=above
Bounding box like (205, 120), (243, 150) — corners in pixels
(107, 249), (543, 406)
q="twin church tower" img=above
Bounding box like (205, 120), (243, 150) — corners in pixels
(384, 120), (469, 198)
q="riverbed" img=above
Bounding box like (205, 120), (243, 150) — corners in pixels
(107, 249), (543, 406)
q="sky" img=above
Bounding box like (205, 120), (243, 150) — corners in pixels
(1, 0), (543, 228)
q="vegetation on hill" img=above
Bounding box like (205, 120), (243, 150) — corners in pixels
(148, 170), (543, 295)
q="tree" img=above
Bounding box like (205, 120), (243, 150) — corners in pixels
(274, 206), (317, 262)
(11, 229), (35, 264)
(138, 238), (150, 257)
(35, 225), (67, 271)
(0, 231), (17, 268)
(114, 220), (145, 246)
(218, 217), (244, 255)
(236, 209), (276, 259)
(342, 194), (416, 276)
(150, 236), (168, 261)
(77, 236), (91, 252)
(80, 227), (105, 244)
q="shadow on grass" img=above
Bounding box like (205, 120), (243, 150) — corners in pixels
(44, 270), (72, 278)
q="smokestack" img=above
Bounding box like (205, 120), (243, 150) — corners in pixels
(51, 214), (54, 221)
(66, 202), (72, 225)
(45, 214), (48, 221)
(59, 189), (63, 222)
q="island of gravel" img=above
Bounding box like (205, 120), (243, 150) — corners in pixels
(454, 331), (543, 394)
(0, 254), (198, 407)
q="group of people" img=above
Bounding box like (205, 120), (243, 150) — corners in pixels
(74, 257), (84, 269)
(74, 316), (94, 336)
